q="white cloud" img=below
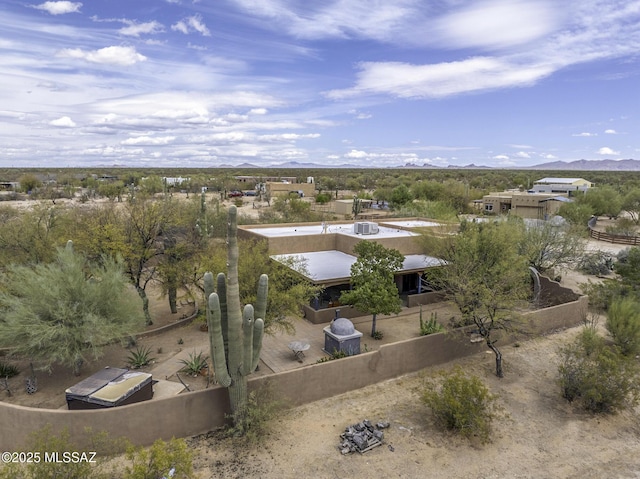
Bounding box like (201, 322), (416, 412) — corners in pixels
(344, 149), (368, 158)
(121, 136), (176, 146)
(119, 21), (164, 37)
(493, 154), (509, 160)
(434, 0), (559, 50)
(58, 46), (147, 66)
(572, 132), (596, 137)
(229, 0), (416, 42)
(171, 15), (211, 36)
(598, 147), (619, 156)
(249, 108), (268, 115)
(327, 57), (554, 99)
(258, 133), (320, 142)
(34, 1), (82, 15)
(49, 116), (76, 127)
(540, 154), (557, 159)
(515, 151), (530, 158)
(604, 129), (617, 134)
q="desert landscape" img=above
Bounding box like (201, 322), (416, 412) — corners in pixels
(1, 206), (638, 478)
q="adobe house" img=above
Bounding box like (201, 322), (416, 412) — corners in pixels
(238, 219), (451, 323)
(482, 191), (571, 220)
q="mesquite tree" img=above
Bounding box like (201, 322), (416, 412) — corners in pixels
(206, 206), (268, 427)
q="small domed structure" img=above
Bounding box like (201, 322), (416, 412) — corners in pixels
(331, 317), (355, 336)
(324, 317), (362, 356)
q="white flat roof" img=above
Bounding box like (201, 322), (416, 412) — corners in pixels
(382, 220), (442, 228)
(247, 223), (418, 238)
(272, 251), (442, 284)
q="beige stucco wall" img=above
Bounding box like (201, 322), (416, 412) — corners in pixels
(0, 294), (588, 453)
(266, 182), (315, 197)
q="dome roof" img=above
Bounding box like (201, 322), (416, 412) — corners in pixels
(331, 317), (355, 336)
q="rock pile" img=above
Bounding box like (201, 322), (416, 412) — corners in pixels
(339, 419), (390, 454)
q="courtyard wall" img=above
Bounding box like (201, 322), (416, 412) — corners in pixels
(0, 295), (588, 453)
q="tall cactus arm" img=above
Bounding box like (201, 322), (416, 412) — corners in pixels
(255, 274), (268, 326)
(242, 305), (254, 376)
(251, 318), (264, 373)
(216, 272), (229, 347)
(204, 272), (215, 311)
(207, 292), (232, 387)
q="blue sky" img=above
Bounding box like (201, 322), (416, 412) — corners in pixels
(1, 0), (639, 168)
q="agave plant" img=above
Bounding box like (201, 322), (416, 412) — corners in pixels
(179, 351), (209, 376)
(127, 346), (155, 369)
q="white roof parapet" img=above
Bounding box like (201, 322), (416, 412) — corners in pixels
(534, 177), (589, 184)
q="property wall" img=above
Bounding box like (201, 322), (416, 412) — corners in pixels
(406, 291), (447, 307)
(302, 304), (362, 324)
(0, 294), (588, 453)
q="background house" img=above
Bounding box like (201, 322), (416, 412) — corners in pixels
(530, 177), (593, 196)
(482, 191), (570, 219)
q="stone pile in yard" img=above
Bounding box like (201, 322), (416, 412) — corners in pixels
(339, 420), (389, 454)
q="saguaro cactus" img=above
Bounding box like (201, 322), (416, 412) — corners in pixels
(206, 205), (268, 425)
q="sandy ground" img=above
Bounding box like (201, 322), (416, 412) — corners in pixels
(186, 322), (640, 479)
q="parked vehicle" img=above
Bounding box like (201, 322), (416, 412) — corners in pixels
(243, 191), (257, 196)
(228, 190), (243, 198)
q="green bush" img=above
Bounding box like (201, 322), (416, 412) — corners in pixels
(0, 361), (19, 378)
(606, 297), (640, 356)
(223, 381), (286, 444)
(422, 366), (499, 443)
(123, 438), (194, 479)
(315, 193), (332, 204)
(577, 251), (614, 276)
(419, 310), (444, 336)
(0, 426), (114, 479)
(558, 330), (640, 413)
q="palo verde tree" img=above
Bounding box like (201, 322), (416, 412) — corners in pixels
(340, 241), (404, 338)
(0, 241), (144, 375)
(429, 219), (531, 377)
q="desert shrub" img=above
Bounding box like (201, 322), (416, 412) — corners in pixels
(419, 310), (444, 336)
(580, 279), (630, 312)
(123, 438), (194, 479)
(558, 330), (640, 413)
(315, 192), (332, 204)
(0, 426), (114, 479)
(422, 366), (499, 443)
(224, 381), (286, 444)
(606, 297), (640, 356)
(605, 218), (637, 237)
(577, 251), (614, 276)
(316, 349), (349, 363)
(0, 361), (19, 378)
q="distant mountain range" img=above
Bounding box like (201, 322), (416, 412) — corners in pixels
(216, 159), (640, 170)
(526, 159), (640, 171)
